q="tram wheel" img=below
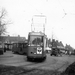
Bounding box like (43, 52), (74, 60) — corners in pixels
(43, 56), (46, 61)
(27, 57), (31, 61)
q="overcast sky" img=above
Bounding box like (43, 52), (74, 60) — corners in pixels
(0, 0), (75, 48)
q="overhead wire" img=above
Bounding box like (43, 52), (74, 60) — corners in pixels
(25, 0), (43, 15)
(57, 0), (67, 18)
(58, 0), (75, 18)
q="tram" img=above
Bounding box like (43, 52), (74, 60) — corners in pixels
(27, 32), (47, 60)
(12, 41), (28, 55)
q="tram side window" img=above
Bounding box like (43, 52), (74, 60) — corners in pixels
(16, 43), (18, 47)
(13, 43), (16, 47)
(13, 43), (17, 47)
(18, 43), (23, 48)
(23, 43), (28, 48)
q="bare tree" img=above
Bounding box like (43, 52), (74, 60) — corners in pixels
(0, 8), (10, 35)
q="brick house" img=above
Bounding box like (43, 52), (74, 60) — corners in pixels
(0, 35), (26, 43)
(0, 35), (26, 50)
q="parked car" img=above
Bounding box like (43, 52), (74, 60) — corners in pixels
(46, 47), (51, 53)
(50, 47), (62, 56)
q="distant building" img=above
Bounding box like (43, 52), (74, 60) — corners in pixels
(65, 44), (74, 54)
(0, 35), (26, 44)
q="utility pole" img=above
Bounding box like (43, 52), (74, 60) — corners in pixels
(51, 27), (54, 48)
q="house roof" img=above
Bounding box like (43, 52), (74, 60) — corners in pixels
(0, 35), (26, 43)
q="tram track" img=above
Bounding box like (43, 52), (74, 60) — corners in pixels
(49, 61), (69, 75)
(18, 60), (69, 75)
(0, 58), (71, 75)
(19, 59), (57, 69)
(19, 59), (69, 75)
(0, 52), (71, 74)
(0, 58), (72, 75)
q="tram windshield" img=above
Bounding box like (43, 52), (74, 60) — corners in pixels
(29, 36), (43, 46)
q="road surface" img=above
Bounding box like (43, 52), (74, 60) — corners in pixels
(0, 51), (75, 72)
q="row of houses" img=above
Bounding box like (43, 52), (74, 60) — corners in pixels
(47, 38), (75, 54)
(0, 35), (26, 51)
(0, 35), (74, 54)
(0, 35), (26, 44)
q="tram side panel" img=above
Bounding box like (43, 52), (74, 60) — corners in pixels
(22, 43), (28, 55)
(12, 43), (28, 55)
(12, 43), (19, 53)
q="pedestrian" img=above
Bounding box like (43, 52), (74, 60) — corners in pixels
(69, 51), (71, 56)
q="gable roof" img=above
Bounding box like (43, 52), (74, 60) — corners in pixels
(0, 35), (26, 43)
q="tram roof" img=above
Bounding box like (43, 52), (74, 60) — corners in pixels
(29, 32), (46, 36)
